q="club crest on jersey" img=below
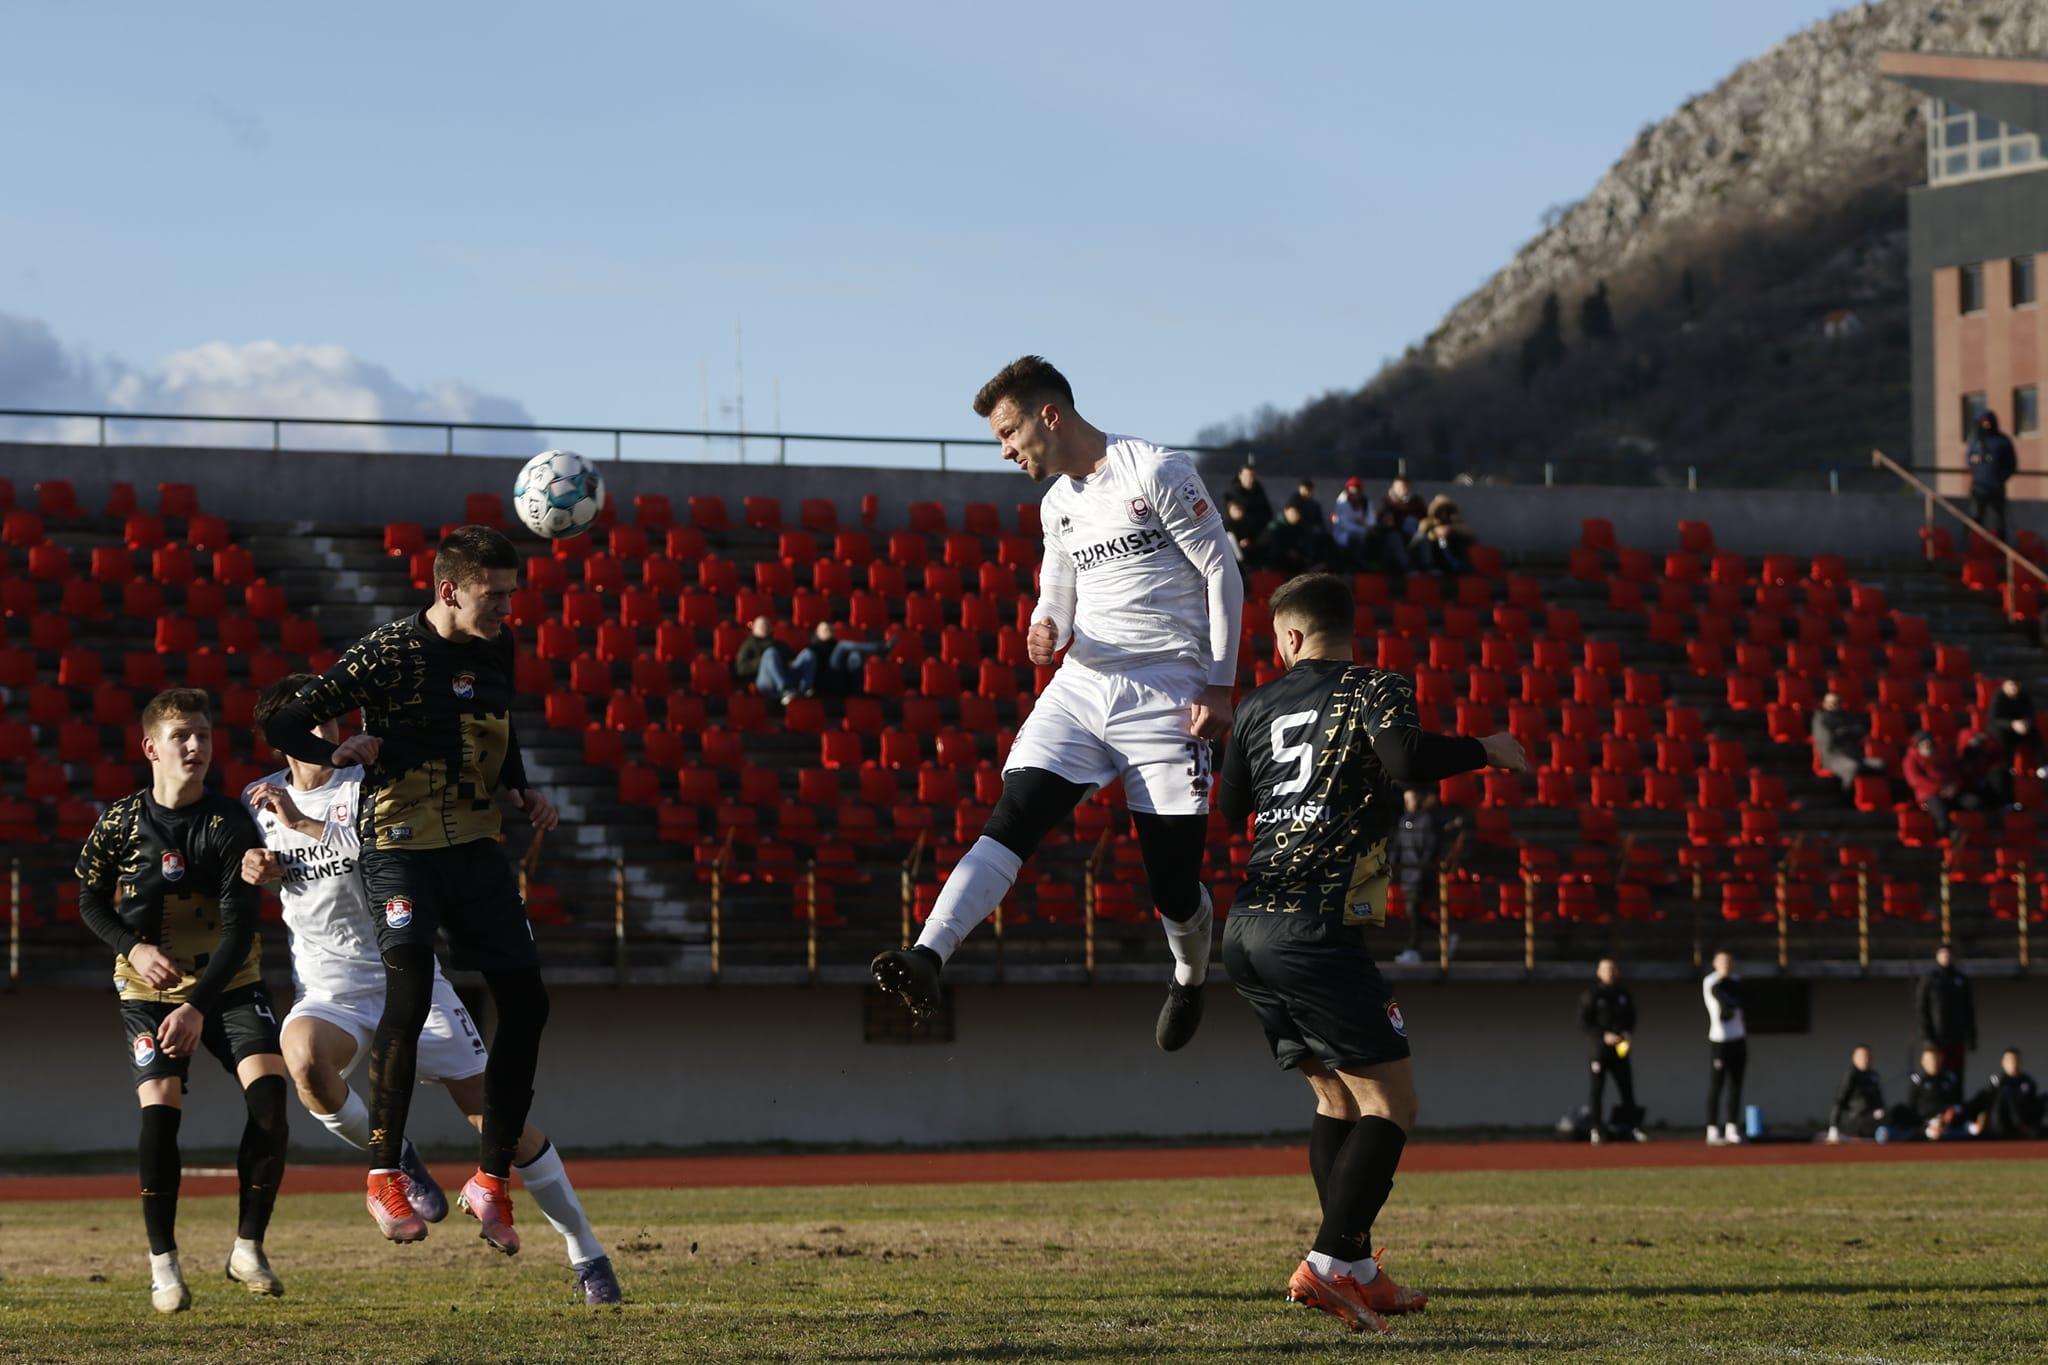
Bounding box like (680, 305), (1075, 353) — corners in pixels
(160, 851), (185, 882)
(332, 804), (350, 826)
(1127, 497), (1152, 524)
(133, 1033), (157, 1067)
(1179, 478), (1213, 519)
(452, 672), (476, 699)
(1387, 999), (1407, 1037)
(385, 897), (414, 929)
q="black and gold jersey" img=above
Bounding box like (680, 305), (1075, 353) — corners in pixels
(75, 788), (264, 1006)
(1217, 658), (1486, 925)
(263, 611), (529, 852)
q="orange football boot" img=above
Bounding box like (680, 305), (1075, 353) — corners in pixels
(1285, 1259), (1392, 1334)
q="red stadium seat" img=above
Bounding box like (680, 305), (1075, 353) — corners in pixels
(36, 480), (83, 520)
(464, 493), (507, 528)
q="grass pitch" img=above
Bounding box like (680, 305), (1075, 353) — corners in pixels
(2, 1159), (2044, 1363)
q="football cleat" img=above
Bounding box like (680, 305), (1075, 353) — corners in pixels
(1722, 1122), (1745, 1145)
(1285, 1259), (1391, 1334)
(399, 1139), (449, 1223)
(224, 1242), (284, 1297)
(575, 1254), (624, 1305)
(458, 1172), (521, 1255)
(871, 947), (942, 1022)
(1155, 980), (1205, 1052)
(1705, 1126), (1727, 1146)
(150, 1253), (191, 1314)
(1356, 1248), (1429, 1315)
(367, 1170), (429, 1244)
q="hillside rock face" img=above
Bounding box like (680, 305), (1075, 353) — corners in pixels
(1230, 0), (2048, 488)
(1426, 0), (2048, 370)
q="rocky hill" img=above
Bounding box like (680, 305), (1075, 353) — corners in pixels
(1215, 0), (2048, 488)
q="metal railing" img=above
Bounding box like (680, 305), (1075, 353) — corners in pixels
(0, 406), (1228, 472)
(1871, 447), (2048, 601)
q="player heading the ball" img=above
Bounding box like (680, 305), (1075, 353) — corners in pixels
(873, 356), (1243, 1049)
(262, 526), (560, 1251)
(74, 688), (291, 1312)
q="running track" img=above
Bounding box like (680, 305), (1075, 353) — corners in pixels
(4, 1139), (2042, 1202)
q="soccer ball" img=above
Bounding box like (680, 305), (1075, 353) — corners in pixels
(512, 449), (605, 539)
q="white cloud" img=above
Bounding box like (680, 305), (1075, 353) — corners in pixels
(0, 310), (538, 455)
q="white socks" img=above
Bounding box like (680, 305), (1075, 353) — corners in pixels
(516, 1142), (605, 1266)
(232, 1237), (261, 1257)
(314, 1091), (372, 1150)
(1306, 1250), (1378, 1283)
(1161, 886), (1214, 986)
(149, 1250), (182, 1290)
(913, 837), (1023, 963)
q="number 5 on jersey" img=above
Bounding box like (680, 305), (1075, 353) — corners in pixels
(1271, 710), (1319, 796)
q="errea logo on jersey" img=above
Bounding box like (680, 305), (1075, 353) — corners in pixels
(452, 673), (476, 699)
(160, 851), (185, 882)
(385, 897), (415, 929)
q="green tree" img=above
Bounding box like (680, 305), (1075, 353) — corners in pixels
(1579, 281), (1615, 340)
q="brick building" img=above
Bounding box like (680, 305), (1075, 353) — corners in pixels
(1880, 52), (2048, 499)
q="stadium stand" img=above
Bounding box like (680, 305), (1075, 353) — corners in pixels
(3, 477), (2045, 980)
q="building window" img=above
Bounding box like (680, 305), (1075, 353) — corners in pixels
(2018, 386), (2040, 436)
(1963, 392), (1989, 435)
(1925, 98), (2044, 184)
(1960, 263), (1985, 314)
(2015, 256), (2038, 307)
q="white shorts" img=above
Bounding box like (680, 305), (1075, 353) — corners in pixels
(284, 974), (489, 1084)
(1004, 658), (1212, 815)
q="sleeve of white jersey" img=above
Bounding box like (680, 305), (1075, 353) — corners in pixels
(1149, 454), (1243, 687)
(1029, 505), (1077, 651)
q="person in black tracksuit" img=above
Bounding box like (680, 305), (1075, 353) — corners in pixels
(1965, 1049), (2041, 1139)
(1579, 959), (1643, 1141)
(1916, 945), (1976, 1078)
(1900, 1044), (1967, 1140)
(1392, 789), (1449, 961)
(1966, 409), (2018, 544)
(1826, 1046), (1889, 1141)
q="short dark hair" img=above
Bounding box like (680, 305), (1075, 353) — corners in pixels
(1268, 573), (1353, 639)
(254, 673), (319, 755)
(973, 355), (1075, 419)
(141, 688), (212, 736)
(433, 524), (518, 590)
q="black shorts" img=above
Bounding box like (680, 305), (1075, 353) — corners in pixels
(360, 841), (537, 972)
(1222, 912), (1411, 1073)
(121, 981), (281, 1091)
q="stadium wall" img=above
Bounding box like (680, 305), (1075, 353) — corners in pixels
(5, 441), (2030, 556)
(4, 976), (2040, 1156)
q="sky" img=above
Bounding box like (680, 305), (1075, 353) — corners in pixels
(0, 1), (1853, 472)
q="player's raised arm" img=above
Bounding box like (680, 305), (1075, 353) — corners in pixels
(1150, 455), (1244, 691)
(1361, 671), (1525, 783)
(262, 638), (391, 769)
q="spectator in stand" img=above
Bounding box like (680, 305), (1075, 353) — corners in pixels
(795, 621), (890, 697)
(1955, 727), (2006, 809)
(1964, 1048), (2041, 1139)
(1988, 677), (2038, 777)
(1825, 1045), (1890, 1142)
(1810, 692), (1883, 802)
(734, 615), (803, 704)
(1702, 950), (1748, 1146)
(1223, 496), (1266, 570)
(1329, 478), (1373, 567)
(1253, 502), (1334, 577)
(1380, 476), (1427, 538)
(1285, 479), (1324, 529)
(1916, 943), (1977, 1076)
(1233, 465), (1274, 535)
(1410, 495), (1474, 575)
(1579, 959), (1645, 1143)
(1900, 1043), (1967, 1140)
(1903, 732), (1969, 838)
(1965, 408), (2018, 543)
(1361, 505), (1414, 575)
(1391, 789), (1457, 966)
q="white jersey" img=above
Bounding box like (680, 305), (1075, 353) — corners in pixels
(1703, 970), (1747, 1043)
(242, 766), (387, 995)
(1033, 436), (1243, 687)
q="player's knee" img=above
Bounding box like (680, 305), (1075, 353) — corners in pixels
(485, 969), (550, 1039)
(243, 1074), (290, 1142)
(982, 769), (1090, 859)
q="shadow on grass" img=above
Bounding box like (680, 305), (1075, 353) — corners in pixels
(1449, 1282), (2048, 1299)
(826, 1344), (1552, 1362)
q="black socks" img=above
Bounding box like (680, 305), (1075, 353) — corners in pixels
(1311, 1116), (1408, 1263)
(478, 968), (549, 1178)
(1309, 1113), (1358, 1209)
(139, 1104), (182, 1255)
(367, 945), (437, 1168)
(237, 1075), (290, 1241)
